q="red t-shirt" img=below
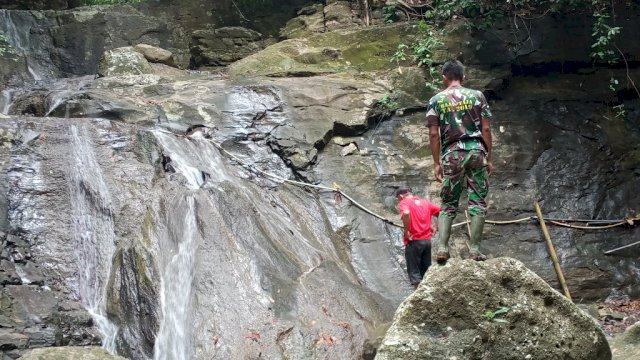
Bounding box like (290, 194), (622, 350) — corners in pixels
(398, 196), (441, 246)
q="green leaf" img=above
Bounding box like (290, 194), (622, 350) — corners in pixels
(493, 318), (509, 323)
(493, 306), (511, 315)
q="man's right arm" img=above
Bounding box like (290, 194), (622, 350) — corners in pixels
(429, 125), (442, 182)
(401, 210), (412, 241)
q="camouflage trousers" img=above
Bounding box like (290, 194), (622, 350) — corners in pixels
(440, 149), (489, 217)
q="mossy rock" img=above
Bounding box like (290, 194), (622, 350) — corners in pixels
(229, 23), (424, 77)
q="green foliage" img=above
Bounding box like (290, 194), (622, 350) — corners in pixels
(383, 6), (398, 23)
(609, 77), (627, 118)
(609, 77), (619, 92)
(612, 104), (626, 118)
(482, 306), (511, 323)
(392, 21), (443, 91)
(389, 0), (626, 109)
(79, 0), (141, 5)
(377, 91), (399, 111)
(590, 2), (621, 63)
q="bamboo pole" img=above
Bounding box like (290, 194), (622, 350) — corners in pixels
(534, 202), (572, 302)
(463, 210), (472, 252)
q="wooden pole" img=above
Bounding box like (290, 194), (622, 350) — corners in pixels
(534, 202), (573, 302)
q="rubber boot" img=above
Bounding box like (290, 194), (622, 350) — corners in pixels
(469, 215), (487, 261)
(436, 214), (453, 263)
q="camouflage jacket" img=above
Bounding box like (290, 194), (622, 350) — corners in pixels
(425, 85), (492, 156)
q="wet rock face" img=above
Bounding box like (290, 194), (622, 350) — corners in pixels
(0, 285), (102, 357)
(106, 244), (160, 360)
(0, 72), (401, 358)
(375, 258), (612, 360)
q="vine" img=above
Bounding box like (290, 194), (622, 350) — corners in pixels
(386, 0), (635, 117)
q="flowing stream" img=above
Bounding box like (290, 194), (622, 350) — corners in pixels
(68, 124), (119, 352)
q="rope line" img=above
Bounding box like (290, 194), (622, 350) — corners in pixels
(207, 137), (402, 226)
(201, 136), (637, 232)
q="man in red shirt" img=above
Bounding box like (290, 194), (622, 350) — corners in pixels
(396, 187), (441, 288)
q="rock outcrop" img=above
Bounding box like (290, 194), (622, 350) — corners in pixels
(190, 26), (272, 67)
(376, 258), (611, 360)
(230, 23), (414, 77)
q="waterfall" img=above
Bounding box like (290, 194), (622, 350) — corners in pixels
(44, 76), (95, 116)
(0, 9), (44, 81)
(153, 195), (198, 360)
(0, 89), (13, 115)
(68, 124), (119, 352)
(153, 129), (231, 189)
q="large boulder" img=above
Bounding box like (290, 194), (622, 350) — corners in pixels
(20, 346), (126, 360)
(611, 321), (640, 360)
(190, 26), (272, 67)
(280, 4), (326, 39)
(134, 44), (176, 67)
(375, 258), (611, 360)
(98, 47), (154, 77)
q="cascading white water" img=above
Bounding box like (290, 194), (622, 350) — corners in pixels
(43, 76), (95, 116)
(0, 9), (43, 81)
(0, 89), (13, 115)
(153, 195), (198, 360)
(153, 129), (231, 188)
(68, 124), (119, 352)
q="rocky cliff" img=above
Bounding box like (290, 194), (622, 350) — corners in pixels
(0, 1), (638, 359)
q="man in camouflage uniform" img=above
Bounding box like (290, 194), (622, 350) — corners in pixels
(426, 59), (493, 262)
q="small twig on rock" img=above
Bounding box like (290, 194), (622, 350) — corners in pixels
(230, 0), (250, 22)
(614, 44), (640, 100)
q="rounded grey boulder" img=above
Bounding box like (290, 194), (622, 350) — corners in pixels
(98, 47), (154, 77)
(20, 346), (126, 360)
(134, 44), (176, 67)
(375, 257), (611, 360)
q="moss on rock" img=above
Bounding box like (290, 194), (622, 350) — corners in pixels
(229, 23), (422, 77)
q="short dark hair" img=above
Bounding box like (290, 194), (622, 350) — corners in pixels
(442, 59), (464, 81)
(395, 186), (412, 197)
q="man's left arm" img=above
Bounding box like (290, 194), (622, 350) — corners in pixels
(479, 93), (493, 176)
(481, 118), (493, 176)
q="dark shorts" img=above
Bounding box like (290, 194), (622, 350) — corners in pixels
(405, 240), (432, 286)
